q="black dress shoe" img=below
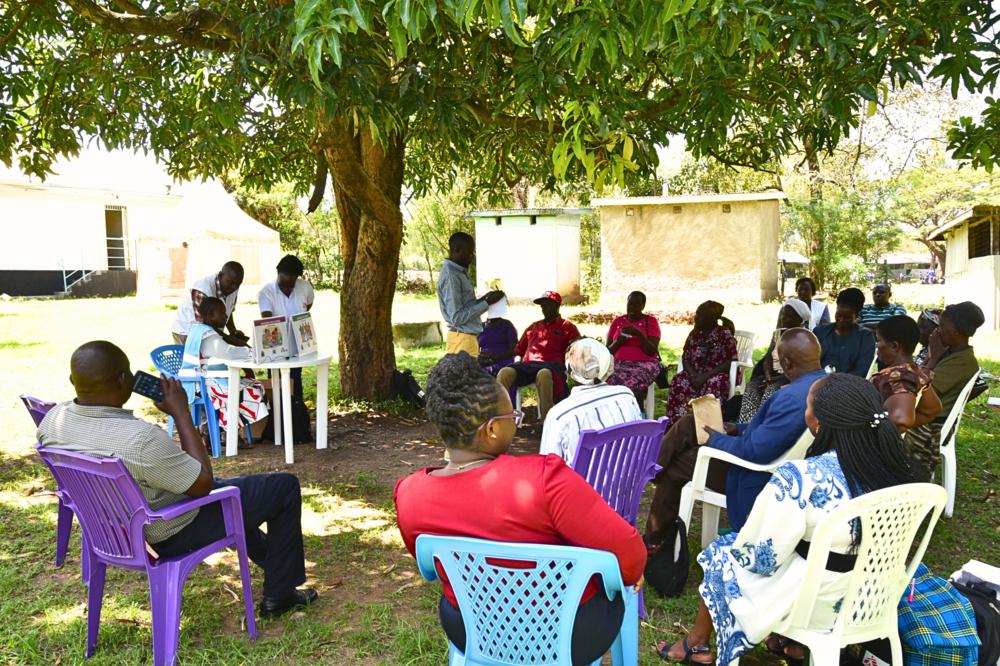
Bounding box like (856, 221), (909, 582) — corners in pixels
(258, 587), (318, 619)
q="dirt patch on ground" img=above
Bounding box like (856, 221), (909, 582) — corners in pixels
(214, 410), (545, 488)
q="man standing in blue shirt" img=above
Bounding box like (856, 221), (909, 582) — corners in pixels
(645, 328), (826, 545)
(437, 232), (504, 356)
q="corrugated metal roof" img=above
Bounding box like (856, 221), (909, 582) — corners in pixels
(929, 204), (1000, 240)
(467, 208), (593, 217)
(592, 191), (786, 206)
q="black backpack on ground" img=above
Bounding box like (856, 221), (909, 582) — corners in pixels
(260, 393), (312, 444)
(392, 369), (425, 408)
(644, 518), (690, 598)
(952, 580), (1000, 665)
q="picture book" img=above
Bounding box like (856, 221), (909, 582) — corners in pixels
(253, 316), (289, 363)
(291, 312), (318, 356)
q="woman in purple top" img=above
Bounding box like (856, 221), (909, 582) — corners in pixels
(478, 317), (518, 376)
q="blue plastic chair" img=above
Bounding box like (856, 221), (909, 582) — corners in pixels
(150, 345), (223, 457)
(415, 535), (639, 666)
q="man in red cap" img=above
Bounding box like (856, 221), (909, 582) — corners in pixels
(497, 291), (580, 419)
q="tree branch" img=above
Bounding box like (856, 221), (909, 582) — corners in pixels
(0, 0), (41, 51)
(63, 0), (240, 52)
(463, 101), (557, 133)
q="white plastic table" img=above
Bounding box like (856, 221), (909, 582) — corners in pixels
(223, 353), (331, 464)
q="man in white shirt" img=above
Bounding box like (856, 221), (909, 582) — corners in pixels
(172, 262), (246, 345)
(259, 255), (314, 396)
(539, 337), (643, 463)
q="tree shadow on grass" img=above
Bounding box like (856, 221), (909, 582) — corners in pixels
(0, 454), (449, 665)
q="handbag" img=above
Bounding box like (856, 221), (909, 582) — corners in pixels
(644, 518), (690, 598)
(898, 563), (980, 666)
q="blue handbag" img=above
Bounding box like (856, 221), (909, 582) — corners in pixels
(898, 563), (980, 666)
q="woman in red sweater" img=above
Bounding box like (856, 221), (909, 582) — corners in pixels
(395, 352), (647, 665)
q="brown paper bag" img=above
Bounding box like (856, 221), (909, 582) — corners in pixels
(690, 394), (723, 445)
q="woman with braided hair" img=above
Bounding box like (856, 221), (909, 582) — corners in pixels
(394, 352), (646, 665)
(657, 373), (913, 664)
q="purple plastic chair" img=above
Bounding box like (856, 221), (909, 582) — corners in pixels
(20, 394), (55, 426)
(36, 446), (257, 666)
(21, 396), (86, 579)
(571, 418), (668, 617)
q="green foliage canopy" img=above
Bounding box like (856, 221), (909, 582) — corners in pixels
(1, 0), (997, 196)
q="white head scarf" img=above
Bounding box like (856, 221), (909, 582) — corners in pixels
(565, 338), (615, 385)
(782, 298), (812, 326)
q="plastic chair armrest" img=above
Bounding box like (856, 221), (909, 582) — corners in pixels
(414, 534), (442, 583)
(694, 445), (783, 475)
(146, 486), (240, 522)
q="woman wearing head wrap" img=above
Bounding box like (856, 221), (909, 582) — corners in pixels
(664, 301), (738, 423)
(658, 374), (914, 664)
(904, 301), (984, 480)
(539, 338), (643, 463)
(736, 299), (812, 423)
(606, 291), (662, 407)
(812, 288), (877, 377)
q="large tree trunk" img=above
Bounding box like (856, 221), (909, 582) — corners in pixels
(321, 116), (405, 399)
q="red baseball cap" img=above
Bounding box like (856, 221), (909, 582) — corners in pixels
(533, 291), (562, 305)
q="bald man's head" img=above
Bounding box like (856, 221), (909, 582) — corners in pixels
(70, 341), (132, 404)
(776, 327), (822, 379)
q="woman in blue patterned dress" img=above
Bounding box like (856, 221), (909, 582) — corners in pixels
(657, 373), (913, 664)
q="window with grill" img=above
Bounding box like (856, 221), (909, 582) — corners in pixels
(968, 222), (991, 259)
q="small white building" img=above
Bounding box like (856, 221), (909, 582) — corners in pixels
(0, 150), (281, 298)
(468, 208), (589, 303)
(930, 205), (1000, 329)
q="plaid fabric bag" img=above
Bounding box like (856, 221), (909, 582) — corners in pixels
(898, 563), (980, 665)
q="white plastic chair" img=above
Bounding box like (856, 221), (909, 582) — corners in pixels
(676, 330), (756, 400)
(679, 429), (815, 548)
(644, 384), (657, 418)
(730, 483), (948, 666)
(513, 384), (542, 418)
(937, 370), (980, 518)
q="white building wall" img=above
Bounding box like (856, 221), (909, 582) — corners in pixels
(0, 185), (112, 270)
(942, 225), (1000, 330)
(474, 215), (582, 301)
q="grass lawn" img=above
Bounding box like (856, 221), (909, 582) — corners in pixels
(1, 293), (998, 665)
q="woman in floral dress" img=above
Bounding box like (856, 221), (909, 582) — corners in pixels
(871, 314), (941, 434)
(657, 373), (914, 663)
(664, 301), (737, 423)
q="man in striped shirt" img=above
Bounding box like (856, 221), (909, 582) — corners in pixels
(539, 338), (643, 463)
(38, 341), (317, 619)
(859, 283), (907, 330)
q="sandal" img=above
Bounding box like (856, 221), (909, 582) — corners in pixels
(656, 636), (714, 664)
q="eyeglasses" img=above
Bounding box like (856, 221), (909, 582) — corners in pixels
(479, 410), (524, 431)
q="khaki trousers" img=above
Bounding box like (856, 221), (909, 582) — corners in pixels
(445, 331), (479, 357)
